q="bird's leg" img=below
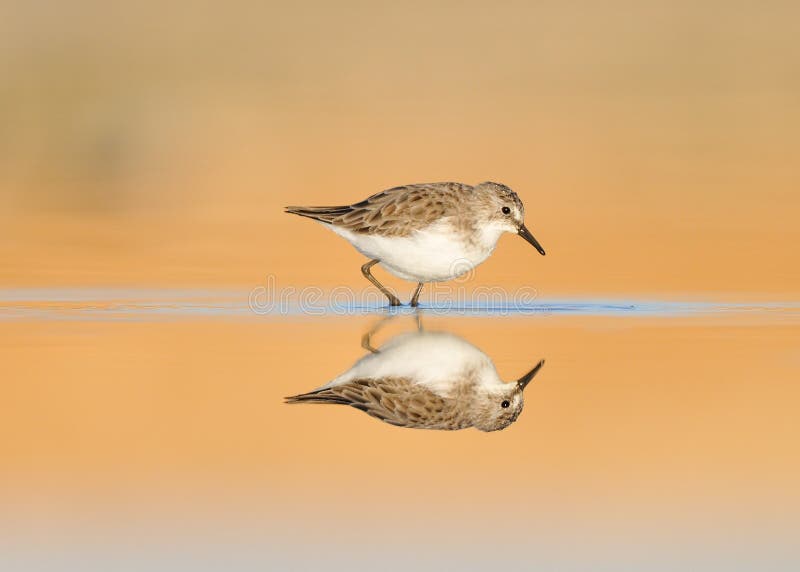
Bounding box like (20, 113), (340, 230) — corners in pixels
(360, 315), (395, 354)
(360, 330), (380, 354)
(361, 259), (401, 307)
(414, 311), (424, 332)
(410, 282), (425, 307)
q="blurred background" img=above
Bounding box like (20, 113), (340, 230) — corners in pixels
(1, 0), (798, 295)
(1, 1), (799, 570)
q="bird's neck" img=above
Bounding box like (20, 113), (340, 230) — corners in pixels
(472, 221), (507, 251)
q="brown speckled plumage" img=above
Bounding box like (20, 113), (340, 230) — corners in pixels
(285, 375), (524, 432)
(286, 181), (523, 238)
(285, 180), (544, 304)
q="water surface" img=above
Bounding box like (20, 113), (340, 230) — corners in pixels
(1, 291), (798, 570)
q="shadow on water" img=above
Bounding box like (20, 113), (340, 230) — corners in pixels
(285, 315), (546, 432)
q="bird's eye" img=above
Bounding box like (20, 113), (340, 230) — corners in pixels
(501, 206), (511, 215)
(501, 400), (510, 408)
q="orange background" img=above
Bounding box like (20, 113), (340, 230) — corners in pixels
(1, 2), (799, 568)
(1, 1), (798, 297)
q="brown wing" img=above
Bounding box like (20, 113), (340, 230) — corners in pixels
(285, 182), (473, 237)
(285, 377), (471, 430)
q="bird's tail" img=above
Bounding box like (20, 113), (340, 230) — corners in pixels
(284, 388), (350, 406)
(284, 205), (352, 224)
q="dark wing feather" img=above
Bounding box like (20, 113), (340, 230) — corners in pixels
(285, 377), (470, 430)
(285, 182), (473, 237)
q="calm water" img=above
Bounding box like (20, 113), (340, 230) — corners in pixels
(4, 1), (799, 568)
(1, 290), (799, 570)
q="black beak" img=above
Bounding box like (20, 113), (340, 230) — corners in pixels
(517, 359), (545, 391)
(518, 224), (546, 255)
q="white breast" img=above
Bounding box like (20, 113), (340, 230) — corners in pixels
(328, 221), (505, 282)
(322, 332), (502, 396)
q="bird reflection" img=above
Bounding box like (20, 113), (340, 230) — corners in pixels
(286, 316), (545, 431)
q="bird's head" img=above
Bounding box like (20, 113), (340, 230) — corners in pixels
(473, 359), (545, 432)
(473, 181), (546, 256)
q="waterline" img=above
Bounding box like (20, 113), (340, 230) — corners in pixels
(0, 288), (798, 321)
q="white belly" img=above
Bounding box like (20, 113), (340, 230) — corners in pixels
(323, 332), (502, 394)
(329, 221), (500, 282)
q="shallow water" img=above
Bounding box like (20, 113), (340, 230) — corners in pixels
(2, 288), (799, 320)
(4, 0), (800, 567)
(2, 291), (799, 570)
